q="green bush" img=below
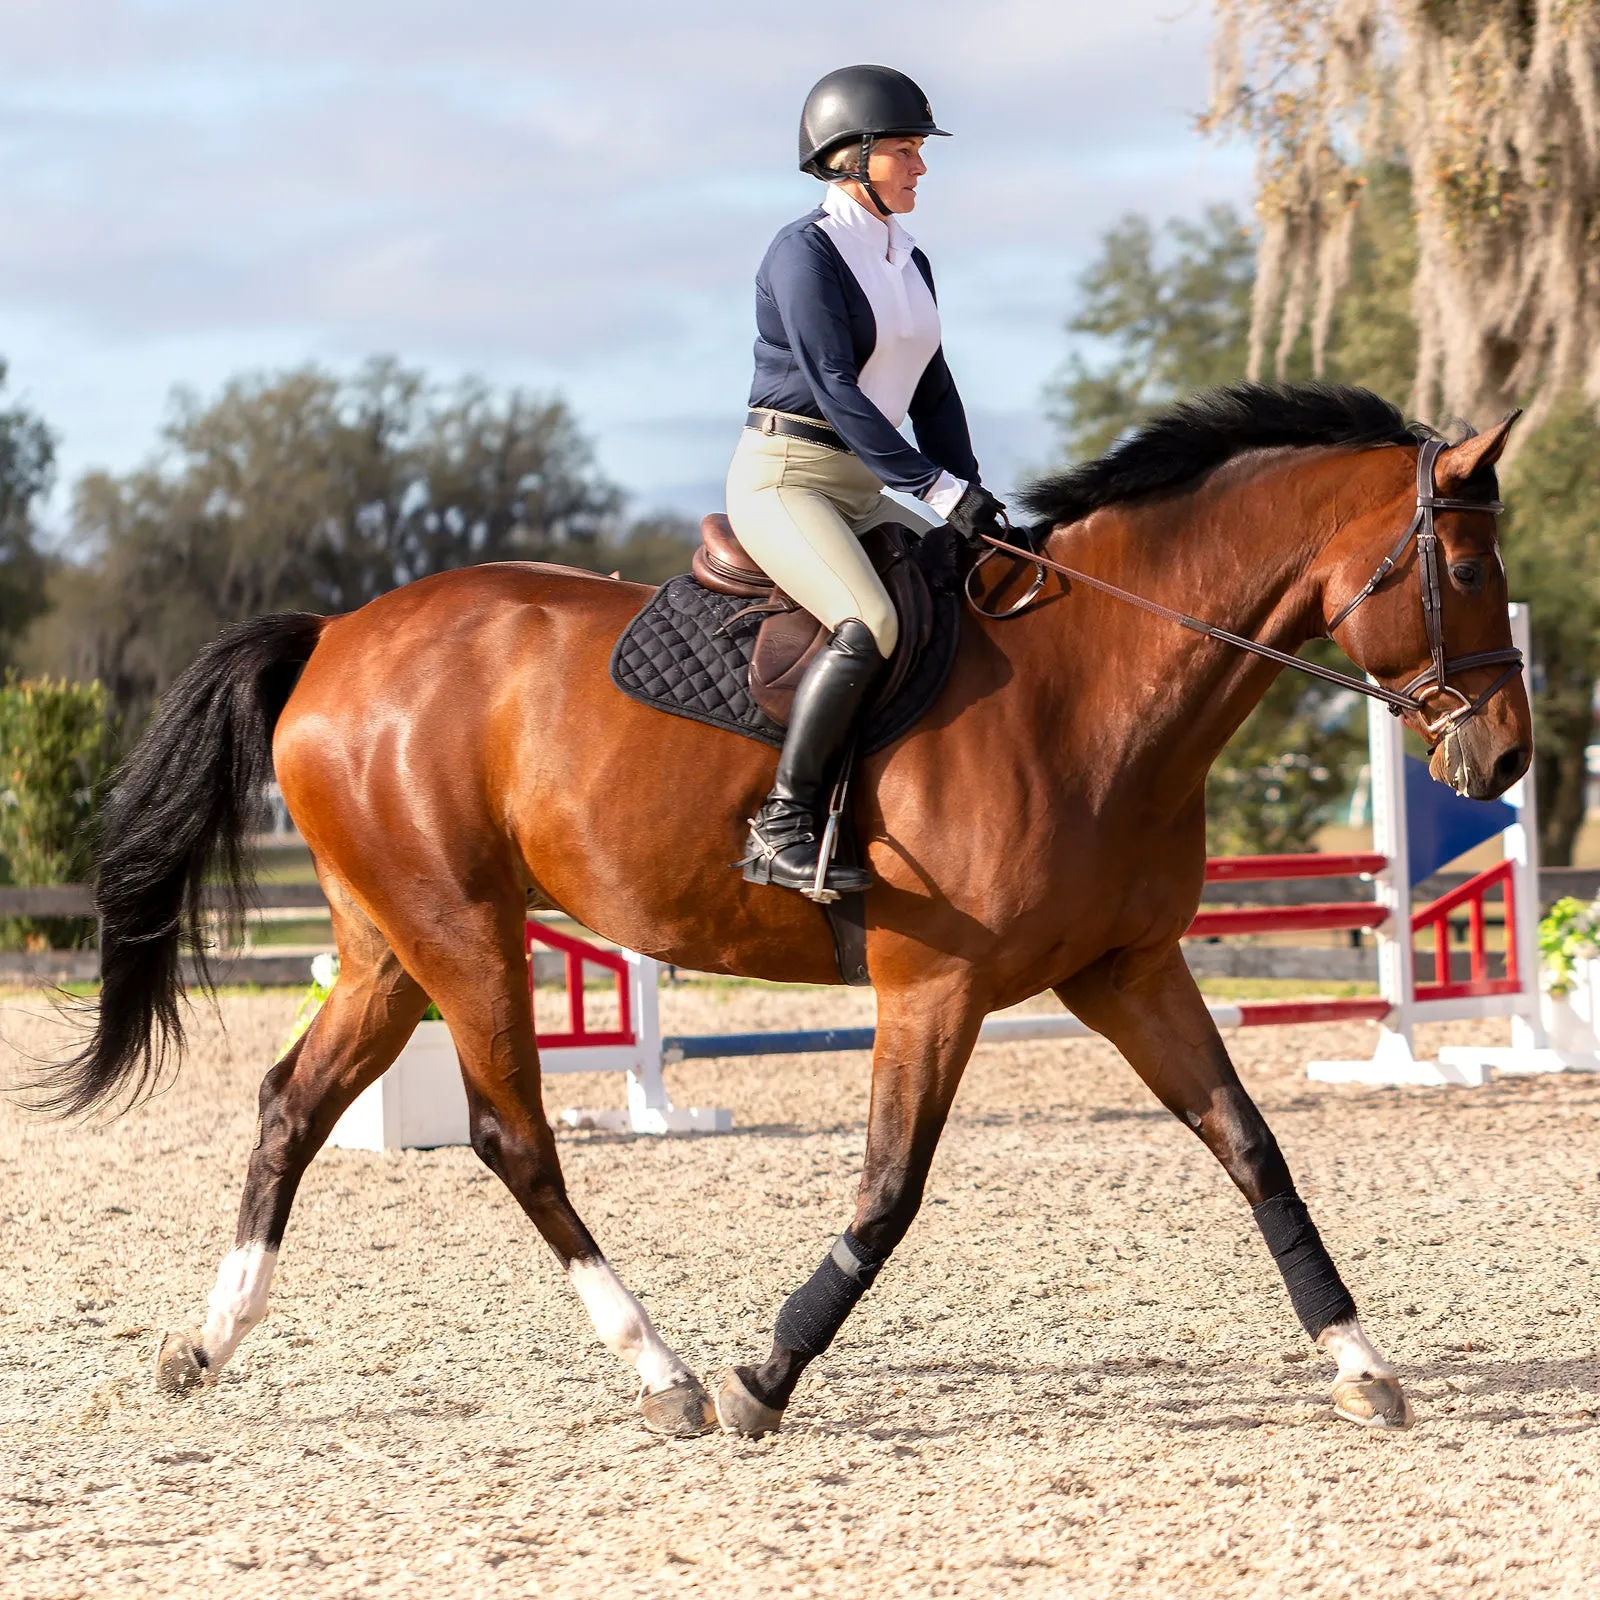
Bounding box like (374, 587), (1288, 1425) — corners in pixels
(0, 675), (117, 949)
(1205, 650), (1368, 856)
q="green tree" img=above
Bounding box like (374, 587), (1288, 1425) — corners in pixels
(0, 361), (54, 670)
(1208, 2), (1600, 427)
(1052, 175), (1418, 460)
(29, 360), (685, 732)
(1323, 163), (1418, 407)
(0, 675), (117, 948)
(1498, 394), (1600, 864)
(1049, 205), (1256, 463)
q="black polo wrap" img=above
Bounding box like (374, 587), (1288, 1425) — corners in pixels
(773, 1229), (885, 1357)
(1252, 1192), (1357, 1339)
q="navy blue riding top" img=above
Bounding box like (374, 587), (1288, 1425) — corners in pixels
(747, 206), (981, 499)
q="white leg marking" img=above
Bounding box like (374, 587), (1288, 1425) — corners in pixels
(199, 1243), (278, 1371)
(567, 1257), (689, 1395)
(1318, 1316), (1395, 1382)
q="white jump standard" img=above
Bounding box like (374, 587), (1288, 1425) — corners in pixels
(1311, 605), (1588, 1085)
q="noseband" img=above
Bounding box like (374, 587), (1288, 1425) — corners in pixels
(972, 436), (1524, 747)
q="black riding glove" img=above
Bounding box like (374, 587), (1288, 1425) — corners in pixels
(943, 483), (1007, 547)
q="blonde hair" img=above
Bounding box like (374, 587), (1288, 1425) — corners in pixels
(824, 139), (867, 175)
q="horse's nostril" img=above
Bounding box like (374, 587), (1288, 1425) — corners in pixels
(1493, 745), (1529, 790)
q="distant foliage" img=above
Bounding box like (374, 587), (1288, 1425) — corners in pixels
(607, 514), (701, 586)
(1499, 391), (1600, 864)
(1049, 206), (1256, 463)
(0, 675), (117, 948)
(30, 359), (695, 732)
(0, 360), (54, 672)
(1206, 2), (1600, 430)
(1205, 671), (1368, 856)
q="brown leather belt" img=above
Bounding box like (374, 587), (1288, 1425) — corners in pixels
(745, 409), (844, 452)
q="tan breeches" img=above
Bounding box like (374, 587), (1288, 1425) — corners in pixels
(724, 426), (935, 658)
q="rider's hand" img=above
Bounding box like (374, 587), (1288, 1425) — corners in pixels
(944, 483), (1007, 546)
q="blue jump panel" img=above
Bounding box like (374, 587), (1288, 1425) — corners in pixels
(663, 1027), (877, 1059)
(1404, 754), (1516, 884)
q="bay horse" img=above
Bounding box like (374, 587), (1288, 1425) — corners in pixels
(45, 384), (1530, 1439)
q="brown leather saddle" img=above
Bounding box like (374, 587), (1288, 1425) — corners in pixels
(690, 514), (934, 724)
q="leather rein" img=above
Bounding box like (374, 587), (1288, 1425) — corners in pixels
(968, 437), (1524, 746)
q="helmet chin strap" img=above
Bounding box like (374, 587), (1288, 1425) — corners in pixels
(845, 133), (893, 218)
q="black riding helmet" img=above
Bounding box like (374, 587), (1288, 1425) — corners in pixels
(798, 65), (949, 216)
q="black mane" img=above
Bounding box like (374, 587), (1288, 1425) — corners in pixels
(1020, 382), (1434, 527)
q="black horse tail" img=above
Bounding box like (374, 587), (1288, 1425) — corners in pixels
(40, 612), (328, 1117)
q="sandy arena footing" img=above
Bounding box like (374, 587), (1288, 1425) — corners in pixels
(2, 986), (1597, 1599)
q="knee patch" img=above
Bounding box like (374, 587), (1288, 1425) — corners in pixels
(1253, 1192), (1357, 1339)
(773, 1231), (885, 1358)
(862, 604), (897, 660)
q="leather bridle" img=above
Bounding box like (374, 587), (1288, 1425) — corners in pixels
(969, 436), (1524, 747)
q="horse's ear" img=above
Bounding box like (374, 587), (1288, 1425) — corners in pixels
(1435, 410), (1522, 493)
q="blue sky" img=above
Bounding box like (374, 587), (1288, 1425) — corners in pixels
(0, 1), (1251, 522)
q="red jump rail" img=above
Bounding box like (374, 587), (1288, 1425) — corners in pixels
(1193, 853), (1391, 939)
(1204, 852), (1387, 882)
(525, 923), (635, 1048)
(1411, 858), (1518, 1001)
(1187, 902), (1390, 938)
(1236, 998), (1392, 1026)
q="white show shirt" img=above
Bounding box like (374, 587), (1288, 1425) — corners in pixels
(815, 184), (966, 517)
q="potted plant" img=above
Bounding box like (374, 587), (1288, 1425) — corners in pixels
(289, 955), (466, 1149)
(1538, 897), (1600, 1058)
(285, 953), (446, 1049)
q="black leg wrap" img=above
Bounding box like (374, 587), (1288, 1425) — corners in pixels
(1252, 1192), (1358, 1339)
(772, 1230), (884, 1358)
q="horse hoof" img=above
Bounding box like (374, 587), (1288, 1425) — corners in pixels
(714, 1367), (785, 1437)
(1332, 1375), (1414, 1430)
(154, 1330), (210, 1397)
(637, 1376), (716, 1438)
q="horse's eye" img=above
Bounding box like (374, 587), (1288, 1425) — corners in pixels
(1450, 561), (1485, 592)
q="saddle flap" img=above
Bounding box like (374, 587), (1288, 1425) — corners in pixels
(608, 533), (961, 759)
(748, 598), (829, 723)
(747, 522), (933, 727)
(861, 524), (935, 696)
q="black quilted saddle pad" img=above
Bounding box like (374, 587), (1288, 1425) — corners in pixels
(609, 528), (962, 754)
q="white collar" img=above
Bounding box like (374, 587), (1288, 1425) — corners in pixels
(820, 182), (916, 266)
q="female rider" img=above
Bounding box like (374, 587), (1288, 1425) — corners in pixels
(731, 64), (1005, 899)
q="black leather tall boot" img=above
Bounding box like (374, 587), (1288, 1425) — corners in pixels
(740, 618), (885, 897)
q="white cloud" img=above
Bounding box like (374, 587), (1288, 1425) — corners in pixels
(0, 0), (1251, 505)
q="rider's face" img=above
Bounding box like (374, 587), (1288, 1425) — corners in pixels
(865, 136), (927, 213)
